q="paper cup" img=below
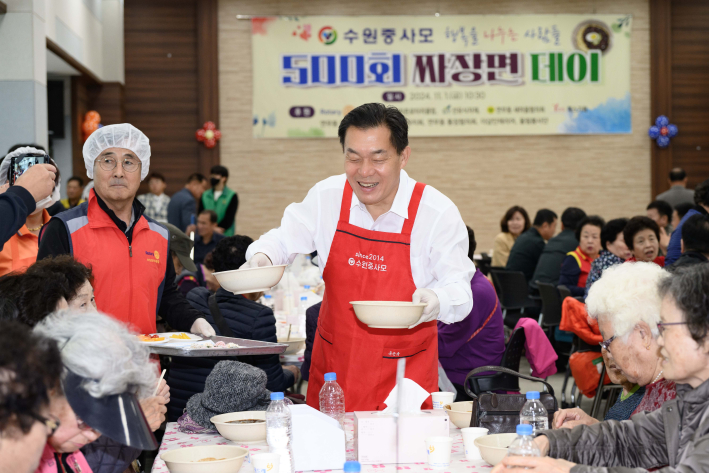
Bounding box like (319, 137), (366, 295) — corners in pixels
(461, 427), (489, 460)
(251, 453), (281, 473)
(425, 436), (453, 470)
(431, 391), (456, 410)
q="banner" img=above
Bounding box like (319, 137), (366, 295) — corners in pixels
(251, 14), (632, 138)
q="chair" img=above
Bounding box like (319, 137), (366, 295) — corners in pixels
(464, 327), (527, 395)
(590, 363), (623, 418)
(475, 253), (493, 276)
(536, 281), (563, 331)
(490, 270), (539, 324)
(557, 285), (572, 301)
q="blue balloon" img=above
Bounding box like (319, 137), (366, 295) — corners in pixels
(648, 125), (660, 139)
(667, 124), (678, 138)
(656, 136), (670, 148)
(655, 115), (669, 127)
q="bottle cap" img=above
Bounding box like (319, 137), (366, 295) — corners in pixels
(301, 296), (308, 301)
(265, 295), (272, 299)
(516, 424), (533, 436)
(270, 392), (285, 401)
(324, 372), (337, 382)
(526, 391), (540, 400)
(343, 462), (361, 473)
(304, 285), (311, 289)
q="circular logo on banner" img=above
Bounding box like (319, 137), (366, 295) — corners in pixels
(319, 26), (337, 45)
(348, 258), (355, 266)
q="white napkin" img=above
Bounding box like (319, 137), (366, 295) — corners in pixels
(381, 378), (430, 414)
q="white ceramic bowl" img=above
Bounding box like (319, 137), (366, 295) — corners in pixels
(210, 411), (267, 443)
(213, 265), (287, 295)
(474, 433), (518, 466)
(277, 337), (306, 355)
(350, 301), (427, 328)
(443, 401), (474, 429)
(161, 445), (249, 472)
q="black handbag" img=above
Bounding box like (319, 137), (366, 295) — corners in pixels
(464, 366), (558, 434)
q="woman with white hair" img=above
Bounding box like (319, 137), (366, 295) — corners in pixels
(554, 262), (676, 428)
(32, 311), (161, 473)
(492, 263), (709, 473)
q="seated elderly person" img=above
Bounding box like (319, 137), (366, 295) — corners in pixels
(438, 226), (505, 401)
(584, 218), (631, 296)
(0, 321), (62, 473)
(33, 311), (167, 473)
(166, 235), (298, 421)
(0, 256), (95, 325)
(558, 216), (604, 298)
(493, 264), (709, 473)
(668, 213), (709, 271)
(624, 216), (665, 266)
(555, 262), (675, 428)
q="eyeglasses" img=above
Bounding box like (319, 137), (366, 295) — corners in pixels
(96, 156), (140, 173)
(31, 412), (61, 436)
(599, 334), (616, 352)
(657, 322), (689, 335)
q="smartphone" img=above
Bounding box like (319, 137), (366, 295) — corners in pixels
(9, 154), (50, 185)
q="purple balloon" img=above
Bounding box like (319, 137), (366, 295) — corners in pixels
(667, 124), (678, 138)
(657, 136), (670, 148)
(655, 115), (669, 128)
(648, 125), (660, 139)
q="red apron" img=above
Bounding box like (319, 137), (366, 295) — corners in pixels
(306, 181), (437, 412)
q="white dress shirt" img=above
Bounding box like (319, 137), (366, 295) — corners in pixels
(246, 170), (475, 323)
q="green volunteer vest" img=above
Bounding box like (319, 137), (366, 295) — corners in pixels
(202, 186), (236, 236)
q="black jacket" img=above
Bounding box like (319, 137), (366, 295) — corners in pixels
(530, 229), (579, 291)
(668, 251), (708, 272)
(505, 227), (546, 283)
(0, 185), (35, 249)
(36, 193), (201, 332)
(301, 302), (321, 382)
(166, 287), (295, 421)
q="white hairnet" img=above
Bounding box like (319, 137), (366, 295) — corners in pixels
(0, 146), (61, 203)
(83, 124), (151, 181)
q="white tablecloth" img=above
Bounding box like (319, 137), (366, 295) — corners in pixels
(151, 413), (492, 473)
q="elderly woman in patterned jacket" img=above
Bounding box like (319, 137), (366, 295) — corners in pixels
(492, 263), (709, 473)
(555, 262), (676, 428)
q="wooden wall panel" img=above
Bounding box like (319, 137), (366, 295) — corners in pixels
(124, 0), (216, 196)
(669, 0), (709, 191)
(219, 0), (652, 252)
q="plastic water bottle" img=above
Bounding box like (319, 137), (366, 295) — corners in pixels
(319, 372), (345, 429)
(519, 391), (549, 433)
(505, 424), (541, 466)
(344, 461), (361, 473)
(266, 392), (294, 473)
(296, 296), (308, 338)
(263, 294), (274, 310)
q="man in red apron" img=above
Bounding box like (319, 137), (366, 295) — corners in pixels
(244, 104), (475, 411)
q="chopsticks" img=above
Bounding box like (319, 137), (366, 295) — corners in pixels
(154, 369), (166, 397)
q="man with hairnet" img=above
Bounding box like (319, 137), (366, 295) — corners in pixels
(37, 124), (216, 337)
(0, 146), (61, 276)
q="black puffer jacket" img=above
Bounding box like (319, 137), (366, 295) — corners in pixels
(166, 287), (294, 421)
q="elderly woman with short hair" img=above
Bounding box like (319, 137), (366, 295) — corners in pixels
(555, 262), (675, 429)
(32, 311), (162, 473)
(492, 263), (709, 473)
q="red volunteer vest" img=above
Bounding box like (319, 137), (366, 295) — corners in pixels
(53, 190), (169, 334)
(567, 246), (596, 289)
(306, 181), (438, 412)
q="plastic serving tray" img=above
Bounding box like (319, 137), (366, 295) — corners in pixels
(148, 336), (289, 357)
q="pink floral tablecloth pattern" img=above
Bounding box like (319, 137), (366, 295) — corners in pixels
(152, 413), (491, 473)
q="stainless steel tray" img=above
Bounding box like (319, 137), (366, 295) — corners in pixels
(148, 336), (288, 357)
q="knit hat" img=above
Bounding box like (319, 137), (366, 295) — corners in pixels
(186, 361), (272, 429)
